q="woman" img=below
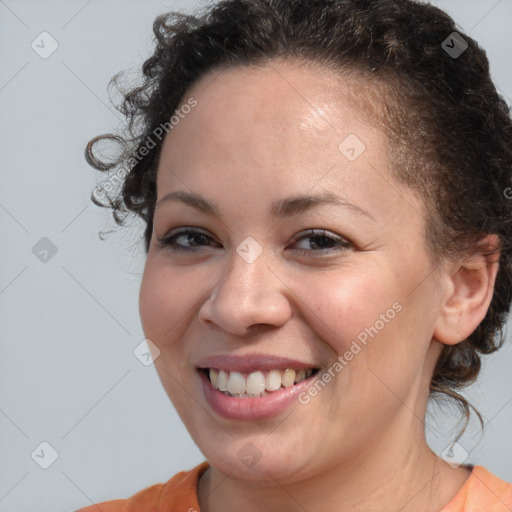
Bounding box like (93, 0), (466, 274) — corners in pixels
(78, 0), (512, 510)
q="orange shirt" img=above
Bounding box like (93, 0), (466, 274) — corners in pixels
(75, 462), (512, 512)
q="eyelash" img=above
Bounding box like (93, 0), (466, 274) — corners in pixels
(157, 228), (352, 255)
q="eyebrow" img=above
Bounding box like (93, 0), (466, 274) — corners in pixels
(155, 190), (376, 221)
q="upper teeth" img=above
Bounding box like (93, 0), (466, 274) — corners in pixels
(209, 368), (313, 397)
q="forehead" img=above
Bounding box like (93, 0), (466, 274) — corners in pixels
(180, 59), (383, 137)
(155, 59), (425, 233)
(158, 59), (388, 181)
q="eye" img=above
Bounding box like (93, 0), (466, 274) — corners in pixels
(157, 227), (352, 255)
(290, 229), (352, 255)
(157, 228), (220, 252)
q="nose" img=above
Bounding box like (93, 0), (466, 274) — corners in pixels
(197, 247), (293, 337)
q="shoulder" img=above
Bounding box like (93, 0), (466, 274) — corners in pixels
(74, 461), (209, 512)
(441, 466), (512, 512)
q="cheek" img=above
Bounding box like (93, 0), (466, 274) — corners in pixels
(138, 260), (206, 418)
(138, 259), (206, 348)
(293, 266), (425, 404)
(295, 266), (397, 357)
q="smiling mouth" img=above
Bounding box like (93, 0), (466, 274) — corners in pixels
(199, 367), (320, 398)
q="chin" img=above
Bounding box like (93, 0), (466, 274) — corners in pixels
(196, 431), (323, 484)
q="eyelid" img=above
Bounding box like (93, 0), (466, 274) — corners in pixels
(157, 226), (352, 254)
(289, 228), (353, 255)
(157, 227), (219, 251)
(290, 228), (351, 246)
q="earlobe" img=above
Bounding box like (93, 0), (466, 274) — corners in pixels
(433, 234), (500, 346)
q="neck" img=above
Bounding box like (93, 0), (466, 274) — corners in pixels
(197, 415), (470, 512)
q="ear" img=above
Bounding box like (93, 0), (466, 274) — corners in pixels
(433, 234), (500, 346)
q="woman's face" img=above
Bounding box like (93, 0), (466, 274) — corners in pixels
(139, 60), (448, 482)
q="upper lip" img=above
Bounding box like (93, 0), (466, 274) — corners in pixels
(196, 353), (319, 373)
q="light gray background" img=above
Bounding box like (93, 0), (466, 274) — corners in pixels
(1, 1), (511, 511)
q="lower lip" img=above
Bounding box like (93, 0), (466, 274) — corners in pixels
(199, 370), (316, 420)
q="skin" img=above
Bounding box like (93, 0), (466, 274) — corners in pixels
(138, 59), (500, 512)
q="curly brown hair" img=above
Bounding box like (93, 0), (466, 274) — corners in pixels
(86, 0), (512, 442)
